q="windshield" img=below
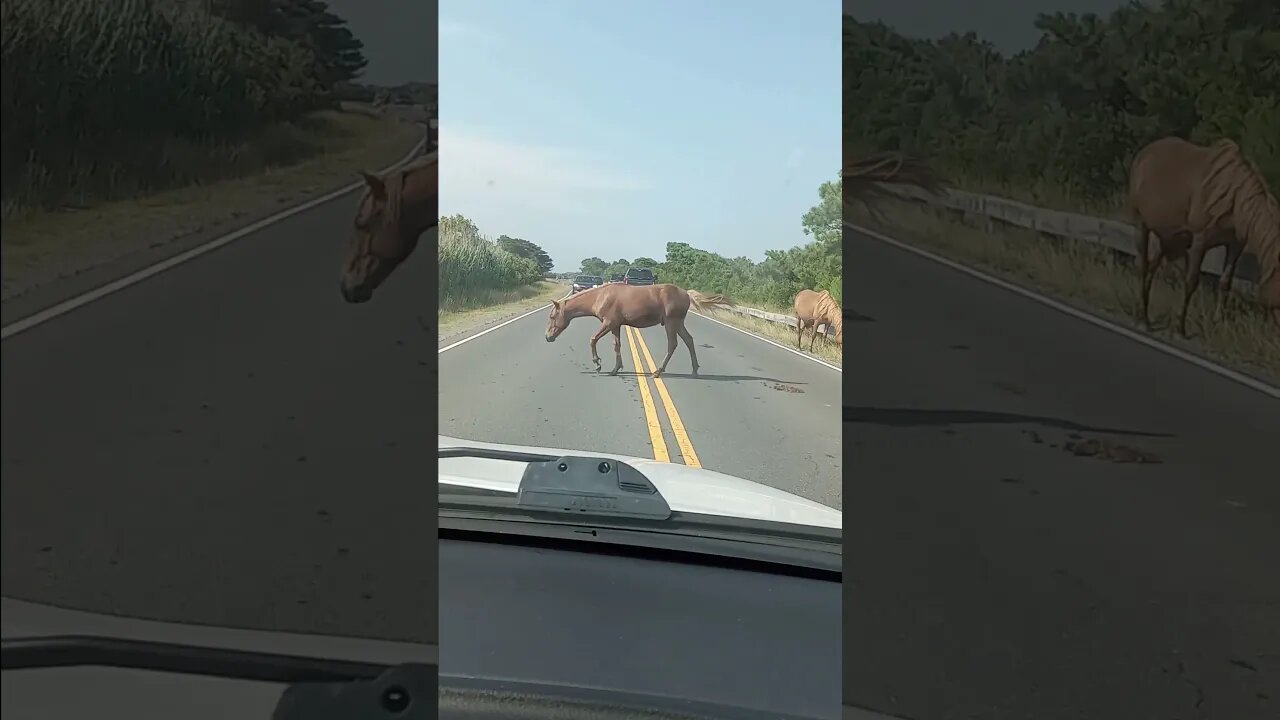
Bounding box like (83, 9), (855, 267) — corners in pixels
(2, 0), (437, 683)
(437, 0), (841, 534)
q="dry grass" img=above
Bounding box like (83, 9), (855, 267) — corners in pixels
(850, 199), (1280, 382)
(699, 306), (843, 367)
(438, 281), (567, 338)
(1, 109), (421, 300)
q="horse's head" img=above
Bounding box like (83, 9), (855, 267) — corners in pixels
(340, 170), (413, 303)
(546, 299), (570, 342)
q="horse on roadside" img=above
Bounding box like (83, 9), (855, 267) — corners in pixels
(794, 289), (843, 351)
(545, 284), (735, 377)
(340, 151), (438, 303)
(1129, 137), (1280, 333)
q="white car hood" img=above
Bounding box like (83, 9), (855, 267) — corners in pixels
(438, 435), (841, 530)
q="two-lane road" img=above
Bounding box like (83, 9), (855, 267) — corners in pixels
(846, 225), (1280, 720)
(2, 186), (435, 644)
(438, 302), (842, 509)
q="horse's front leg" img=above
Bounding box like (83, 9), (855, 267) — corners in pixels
(610, 327), (624, 375)
(589, 323), (610, 372)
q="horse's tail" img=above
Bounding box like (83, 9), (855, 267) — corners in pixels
(687, 289), (736, 313)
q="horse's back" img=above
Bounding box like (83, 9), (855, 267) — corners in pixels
(794, 289), (824, 318)
(1130, 137), (1221, 233)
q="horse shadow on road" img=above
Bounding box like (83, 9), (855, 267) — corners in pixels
(843, 405), (1173, 438)
(581, 371), (806, 384)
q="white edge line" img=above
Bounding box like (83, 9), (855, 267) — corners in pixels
(691, 310), (843, 373)
(437, 289), (571, 354)
(1, 127), (431, 342)
(848, 222), (1280, 400)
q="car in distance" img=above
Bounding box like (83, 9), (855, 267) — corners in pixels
(571, 275), (604, 293)
(625, 267), (656, 285)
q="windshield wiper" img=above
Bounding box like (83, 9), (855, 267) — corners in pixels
(2, 635), (433, 719)
(439, 447), (672, 520)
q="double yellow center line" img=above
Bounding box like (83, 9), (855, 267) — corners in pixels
(623, 326), (702, 468)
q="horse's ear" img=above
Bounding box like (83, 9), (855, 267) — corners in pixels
(359, 171), (386, 199)
(551, 299), (561, 309)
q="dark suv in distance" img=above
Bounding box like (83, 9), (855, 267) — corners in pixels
(608, 273), (626, 284)
(571, 275), (603, 293)
(625, 267), (655, 285)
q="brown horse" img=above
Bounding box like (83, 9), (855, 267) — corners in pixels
(1129, 137), (1280, 333)
(794, 289), (843, 350)
(341, 151), (438, 303)
(545, 284), (735, 377)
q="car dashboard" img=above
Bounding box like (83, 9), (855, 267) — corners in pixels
(440, 533), (841, 720)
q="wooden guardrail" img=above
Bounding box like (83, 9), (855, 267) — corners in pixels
(868, 183), (1261, 295)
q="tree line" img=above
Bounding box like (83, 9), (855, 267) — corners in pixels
(1, 0), (368, 208)
(574, 177), (843, 309)
(844, 0), (1279, 206)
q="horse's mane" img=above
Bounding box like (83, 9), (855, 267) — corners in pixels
(814, 290), (842, 326)
(378, 151), (437, 229)
(843, 149), (947, 214)
(1202, 140), (1280, 276)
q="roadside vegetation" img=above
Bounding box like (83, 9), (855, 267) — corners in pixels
(567, 175), (845, 364)
(843, 2), (1280, 377)
(0, 0), (372, 213)
(438, 214), (553, 316)
(0, 0), (431, 300)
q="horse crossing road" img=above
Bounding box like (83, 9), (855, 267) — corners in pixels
(438, 305), (843, 510)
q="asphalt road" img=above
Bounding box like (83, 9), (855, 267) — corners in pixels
(438, 302), (843, 509)
(1, 195), (435, 644)
(845, 226), (1280, 720)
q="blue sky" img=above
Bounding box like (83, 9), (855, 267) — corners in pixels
(439, 0), (840, 272)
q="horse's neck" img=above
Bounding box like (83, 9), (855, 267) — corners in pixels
(565, 295), (598, 320)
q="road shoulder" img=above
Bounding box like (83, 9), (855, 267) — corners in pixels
(438, 282), (568, 350)
(1, 114), (425, 327)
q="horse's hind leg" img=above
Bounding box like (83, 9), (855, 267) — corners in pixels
(1138, 227), (1164, 329)
(654, 323), (678, 378)
(796, 319), (806, 349)
(609, 327), (624, 376)
(676, 322), (699, 376)
(1216, 239), (1243, 321)
(809, 323), (821, 352)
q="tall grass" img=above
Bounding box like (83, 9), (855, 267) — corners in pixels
(439, 214), (542, 311)
(0, 0), (331, 211)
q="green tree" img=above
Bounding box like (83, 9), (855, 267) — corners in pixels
(579, 257), (608, 275)
(496, 235), (554, 275)
(843, 2), (1280, 204)
(801, 178), (842, 256)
